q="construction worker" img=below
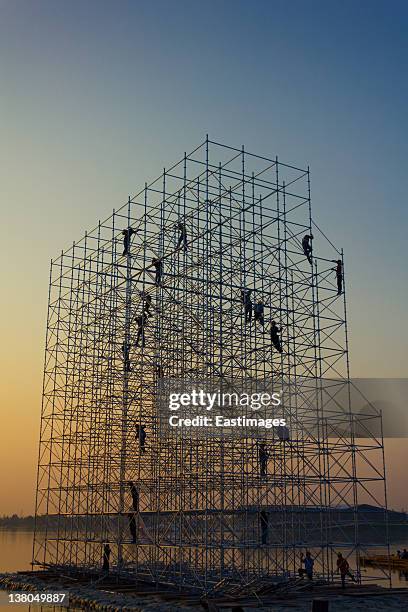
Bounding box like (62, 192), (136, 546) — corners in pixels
(122, 227), (136, 256)
(176, 222), (188, 251)
(135, 313), (147, 348)
(155, 363), (164, 379)
(128, 513), (137, 544)
(241, 289), (253, 324)
(337, 552), (355, 588)
(276, 425), (290, 442)
(260, 510), (269, 545)
(122, 342), (131, 372)
(301, 551), (314, 581)
(254, 301), (265, 327)
(128, 481), (139, 512)
(152, 257), (163, 286)
(332, 259), (343, 295)
(270, 321), (283, 353)
(302, 234), (314, 264)
(135, 424), (147, 453)
(258, 443), (269, 477)
(143, 293), (152, 316)
(102, 543), (111, 572)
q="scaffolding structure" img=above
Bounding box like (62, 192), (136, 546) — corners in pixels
(33, 137), (390, 592)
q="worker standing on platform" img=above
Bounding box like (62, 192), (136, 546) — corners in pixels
(241, 289), (253, 324)
(176, 222), (188, 251)
(102, 543), (111, 572)
(260, 510), (269, 545)
(152, 257), (163, 285)
(135, 312), (147, 348)
(332, 259), (343, 295)
(301, 551), (314, 581)
(155, 363), (164, 379)
(258, 443), (269, 477)
(254, 300), (265, 327)
(143, 293), (152, 316)
(302, 234), (314, 264)
(270, 321), (283, 353)
(135, 424), (147, 453)
(337, 553), (355, 588)
(128, 481), (139, 512)
(122, 342), (131, 372)
(122, 227), (136, 256)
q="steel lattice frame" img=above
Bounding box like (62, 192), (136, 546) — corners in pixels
(33, 137), (390, 591)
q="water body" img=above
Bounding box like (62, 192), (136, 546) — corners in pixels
(0, 529), (407, 610)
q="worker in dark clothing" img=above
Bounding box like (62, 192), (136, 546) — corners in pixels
(337, 553), (355, 588)
(152, 258), (163, 286)
(260, 510), (269, 545)
(128, 481), (139, 512)
(135, 313), (147, 348)
(332, 259), (343, 295)
(102, 543), (111, 572)
(176, 222), (188, 251)
(300, 551), (314, 581)
(155, 363), (164, 379)
(135, 424), (147, 453)
(122, 227), (136, 256)
(254, 301), (265, 327)
(270, 321), (283, 353)
(122, 342), (131, 372)
(128, 513), (137, 543)
(143, 294), (152, 316)
(302, 234), (314, 264)
(241, 289), (253, 324)
(258, 443), (269, 477)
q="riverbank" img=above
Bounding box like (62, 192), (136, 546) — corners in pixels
(1, 571), (408, 612)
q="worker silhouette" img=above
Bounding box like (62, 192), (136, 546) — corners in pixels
(128, 481), (139, 512)
(260, 510), (269, 545)
(241, 289), (253, 324)
(258, 443), (269, 477)
(143, 294), (152, 316)
(135, 424), (147, 452)
(302, 234), (314, 264)
(152, 258), (163, 285)
(270, 321), (283, 353)
(122, 342), (131, 372)
(155, 363), (164, 379)
(176, 222), (188, 251)
(128, 513), (137, 543)
(254, 301), (265, 327)
(135, 313), (147, 348)
(331, 259), (343, 295)
(122, 227), (136, 256)
(102, 543), (111, 572)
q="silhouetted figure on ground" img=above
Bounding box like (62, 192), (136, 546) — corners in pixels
(332, 259), (343, 295)
(122, 342), (131, 372)
(241, 289), (253, 324)
(258, 443), (269, 477)
(302, 234), (314, 264)
(135, 424), (147, 453)
(102, 544), (111, 572)
(128, 513), (137, 543)
(270, 321), (283, 353)
(122, 227), (136, 256)
(135, 313), (147, 348)
(337, 552), (355, 588)
(176, 222), (188, 251)
(128, 481), (139, 512)
(301, 551), (314, 581)
(152, 258), (163, 285)
(254, 301), (265, 327)
(402, 549), (408, 559)
(260, 510), (269, 545)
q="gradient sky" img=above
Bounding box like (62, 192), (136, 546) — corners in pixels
(0, 0), (407, 514)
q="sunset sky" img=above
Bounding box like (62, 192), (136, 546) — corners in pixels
(0, 0), (407, 514)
